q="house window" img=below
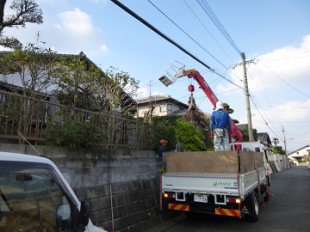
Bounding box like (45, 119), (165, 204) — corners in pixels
(160, 104), (166, 112)
(167, 104), (172, 112)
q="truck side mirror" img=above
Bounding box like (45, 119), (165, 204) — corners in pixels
(56, 203), (71, 231)
(79, 201), (90, 227)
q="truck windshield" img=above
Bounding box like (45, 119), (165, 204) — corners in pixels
(0, 172), (73, 232)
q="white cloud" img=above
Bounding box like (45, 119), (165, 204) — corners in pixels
(227, 35), (310, 94)
(152, 91), (166, 96)
(58, 8), (94, 35)
(1, 7), (109, 62)
(100, 44), (109, 54)
(217, 35), (310, 151)
(249, 98), (310, 151)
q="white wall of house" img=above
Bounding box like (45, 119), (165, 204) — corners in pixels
(0, 71), (57, 93)
(288, 146), (310, 161)
(1, 72), (23, 86)
(137, 101), (183, 117)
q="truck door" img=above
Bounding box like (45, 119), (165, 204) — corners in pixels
(0, 170), (77, 231)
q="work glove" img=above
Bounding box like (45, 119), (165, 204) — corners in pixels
(210, 131), (213, 139)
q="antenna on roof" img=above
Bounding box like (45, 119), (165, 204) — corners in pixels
(17, 131), (41, 156)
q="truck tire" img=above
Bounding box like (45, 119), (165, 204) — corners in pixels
(264, 185), (270, 202)
(245, 193), (259, 222)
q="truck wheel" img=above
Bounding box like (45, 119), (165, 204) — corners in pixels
(245, 193), (259, 222)
(264, 186), (270, 202)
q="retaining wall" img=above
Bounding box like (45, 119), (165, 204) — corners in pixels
(0, 144), (168, 232)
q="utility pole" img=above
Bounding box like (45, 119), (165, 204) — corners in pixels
(148, 80), (153, 97)
(282, 126), (287, 155)
(241, 52), (254, 142)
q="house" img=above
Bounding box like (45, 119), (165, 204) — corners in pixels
(135, 95), (188, 117)
(0, 51), (136, 112)
(236, 123), (248, 131)
(288, 145), (310, 163)
(0, 51), (149, 148)
(257, 132), (272, 147)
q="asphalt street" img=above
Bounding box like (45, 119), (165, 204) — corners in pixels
(147, 165), (310, 232)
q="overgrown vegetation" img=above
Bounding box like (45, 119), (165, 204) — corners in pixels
(151, 115), (210, 152)
(241, 128), (257, 142)
(273, 146), (285, 155)
(175, 118), (206, 151)
(42, 120), (107, 148)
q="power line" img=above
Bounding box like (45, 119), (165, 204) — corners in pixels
(147, 0), (229, 71)
(261, 63), (310, 98)
(182, 0), (235, 63)
(111, 0), (244, 90)
(250, 95), (284, 141)
(196, 0), (242, 56)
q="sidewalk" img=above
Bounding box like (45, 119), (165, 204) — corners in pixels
(145, 214), (186, 232)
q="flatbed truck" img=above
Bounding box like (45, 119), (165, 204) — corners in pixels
(160, 148), (271, 221)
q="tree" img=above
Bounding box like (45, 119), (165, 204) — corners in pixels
(0, 0), (43, 49)
(102, 67), (139, 117)
(241, 128), (257, 142)
(273, 146), (285, 155)
(51, 53), (103, 109)
(151, 115), (181, 152)
(175, 118), (206, 151)
(0, 43), (57, 97)
(223, 102), (239, 124)
(52, 60), (139, 117)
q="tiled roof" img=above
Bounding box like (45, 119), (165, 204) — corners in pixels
(136, 95), (188, 108)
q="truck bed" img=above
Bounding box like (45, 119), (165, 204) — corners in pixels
(164, 151), (264, 174)
(162, 151), (266, 197)
(162, 168), (266, 196)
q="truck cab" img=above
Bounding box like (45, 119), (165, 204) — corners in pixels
(0, 151), (106, 232)
(231, 141), (273, 176)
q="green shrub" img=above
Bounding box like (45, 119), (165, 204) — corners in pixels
(42, 121), (107, 148)
(175, 118), (206, 151)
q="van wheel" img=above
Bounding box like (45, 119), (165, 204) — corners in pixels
(245, 193), (259, 222)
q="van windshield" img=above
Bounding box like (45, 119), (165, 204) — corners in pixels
(0, 173), (72, 232)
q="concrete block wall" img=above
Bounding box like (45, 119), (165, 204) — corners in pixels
(51, 156), (163, 231)
(74, 179), (162, 231)
(0, 144), (166, 232)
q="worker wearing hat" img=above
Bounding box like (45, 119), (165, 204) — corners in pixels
(210, 101), (231, 151)
(158, 139), (167, 158)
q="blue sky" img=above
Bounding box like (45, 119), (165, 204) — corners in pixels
(2, 0), (310, 152)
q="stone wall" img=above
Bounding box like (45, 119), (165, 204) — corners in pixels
(0, 144), (168, 232)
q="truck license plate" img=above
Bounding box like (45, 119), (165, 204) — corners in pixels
(194, 194), (208, 203)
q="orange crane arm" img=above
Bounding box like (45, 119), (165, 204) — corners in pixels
(183, 69), (243, 142)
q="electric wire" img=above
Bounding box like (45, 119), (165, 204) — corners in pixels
(182, 0), (235, 63)
(261, 63), (310, 98)
(110, 0), (244, 90)
(250, 95), (284, 142)
(111, 0), (308, 150)
(182, 0), (244, 83)
(147, 0), (229, 72)
(196, 0), (242, 56)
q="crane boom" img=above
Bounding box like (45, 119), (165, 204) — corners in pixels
(159, 66), (243, 142)
(183, 69), (242, 142)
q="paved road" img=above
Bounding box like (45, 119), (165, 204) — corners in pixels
(147, 166), (310, 232)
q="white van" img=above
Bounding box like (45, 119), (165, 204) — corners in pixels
(0, 151), (107, 232)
